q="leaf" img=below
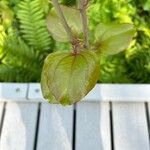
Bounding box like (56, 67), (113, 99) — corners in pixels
(95, 23), (135, 55)
(46, 13), (68, 42)
(60, 5), (82, 33)
(17, 0), (52, 51)
(0, 1), (14, 28)
(41, 50), (100, 105)
(38, 0), (49, 13)
(144, 0), (150, 11)
(46, 5), (82, 42)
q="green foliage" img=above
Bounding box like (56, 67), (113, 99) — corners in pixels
(41, 50), (100, 105)
(88, 0), (150, 83)
(0, 0), (14, 28)
(59, 0), (76, 6)
(126, 30), (150, 83)
(127, 48), (150, 83)
(0, 0), (55, 82)
(0, 0), (150, 85)
(98, 52), (133, 83)
(0, 34), (42, 82)
(17, 0), (52, 51)
(42, 2), (134, 105)
(87, 0), (114, 30)
(46, 5), (82, 42)
(94, 23), (134, 55)
(54, 42), (71, 52)
(0, 64), (40, 82)
(46, 5), (134, 55)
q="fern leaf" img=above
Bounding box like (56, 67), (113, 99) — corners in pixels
(126, 31), (150, 83)
(98, 53), (132, 83)
(38, 0), (49, 14)
(127, 48), (150, 83)
(0, 28), (6, 59)
(2, 34), (41, 68)
(17, 0), (52, 51)
(0, 33), (42, 82)
(0, 63), (41, 82)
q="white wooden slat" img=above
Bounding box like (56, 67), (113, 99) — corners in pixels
(98, 84), (150, 102)
(1, 83), (150, 102)
(27, 83), (100, 102)
(11, 83), (150, 102)
(37, 103), (73, 150)
(76, 102), (111, 150)
(28, 83), (43, 101)
(0, 102), (4, 125)
(113, 102), (150, 150)
(83, 84), (100, 100)
(0, 102), (38, 150)
(0, 83), (28, 101)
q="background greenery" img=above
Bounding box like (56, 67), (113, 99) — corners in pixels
(0, 0), (150, 83)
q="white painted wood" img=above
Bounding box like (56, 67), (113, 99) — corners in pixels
(27, 83), (150, 102)
(37, 103), (73, 150)
(76, 102), (111, 150)
(83, 84), (100, 100)
(0, 102), (38, 150)
(113, 102), (150, 150)
(0, 83), (28, 101)
(27, 84), (100, 102)
(28, 83), (43, 101)
(0, 102), (4, 125)
(98, 84), (150, 102)
(1, 83), (150, 102)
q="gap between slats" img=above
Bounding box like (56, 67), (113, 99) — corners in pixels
(72, 104), (76, 150)
(109, 102), (114, 150)
(0, 102), (6, 140)
(145, 102), (150, 146)
(1, 101), (150, 150)
(33, 103), (41, 150)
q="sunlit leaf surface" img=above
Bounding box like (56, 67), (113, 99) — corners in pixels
(95, 23), (135, 55)
(46, 5), (82, 42)
(41, 50), (100, 105)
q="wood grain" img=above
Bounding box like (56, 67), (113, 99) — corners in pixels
(37, 103), (73, 150)
(76, 102), (111, 150)
(113, 102), (150, 150)
(0, 102), (38, 150)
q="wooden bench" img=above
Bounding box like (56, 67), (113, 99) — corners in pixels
(0, 83), (150, 150)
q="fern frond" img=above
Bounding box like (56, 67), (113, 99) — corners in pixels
(0, 34), (42, 82)
(0, 63), (41, 82)
(126, 31), (150, 83)
(127, 47), (150, 83)
(38, 0), (49, 14)
(98, 53), (132, 83)
(0, 0), (14, 29)
(2, 34), (41, 68)
(0, 64), (17, 82)
(0, 29), (6, 59)
(17, 0), (52, 51)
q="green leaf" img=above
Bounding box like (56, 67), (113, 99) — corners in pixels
(46, 13), (68, 42)
(60, 5), (82, 33)
(0, 1), (14, 28)
(95, 23), (135, 55)
(41, 50), (100, 105)
(46, 5), (82, 42)
(38, 0), (49, 13)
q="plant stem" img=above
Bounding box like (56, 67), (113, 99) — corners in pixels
(51, 0), (73, 43)
(78, 0), (89, 48)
